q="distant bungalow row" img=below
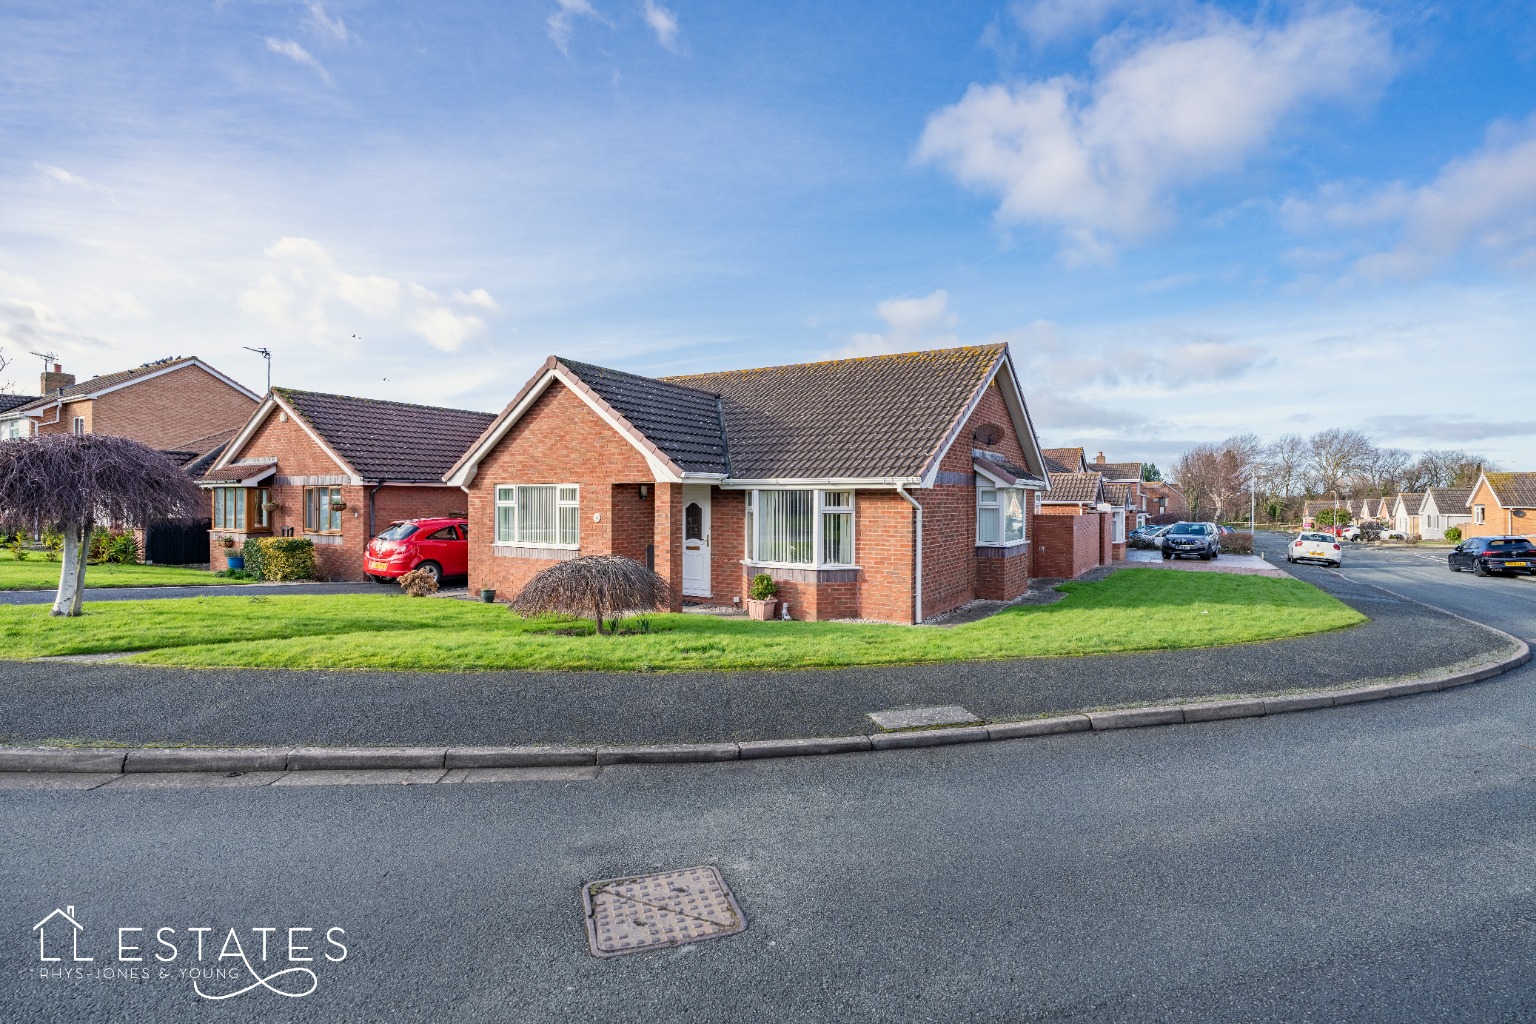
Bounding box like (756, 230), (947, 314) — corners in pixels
(1302, 477), (1536, 541)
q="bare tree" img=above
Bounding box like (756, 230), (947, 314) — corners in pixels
(1409, 449), (1494, 489)
(1172, 444), (1223, 521)
(511, 554), (672, 634)
(0, 435), (204, 615)
(1307, 428), (1374, 497)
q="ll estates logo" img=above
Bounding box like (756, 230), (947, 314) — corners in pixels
(30, 904), (349, 1001)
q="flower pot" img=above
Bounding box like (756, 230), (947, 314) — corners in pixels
(329, 500), (348, 512)
(226, 554), (244, 571)
(220, 537), (235, 549)
(261, 502), (279, 512)
(745, 598), (779, 621)
(479, 589), (496, 604)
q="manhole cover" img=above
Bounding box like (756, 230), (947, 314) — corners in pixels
(583, 865), (745, 958)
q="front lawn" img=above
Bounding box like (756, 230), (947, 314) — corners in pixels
(0, 554), (250, 591)
(0, 569), (1364, 671)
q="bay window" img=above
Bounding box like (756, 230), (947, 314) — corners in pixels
(746, 489), (856, 567)
(211, 486), (273, 534)
(977, 485), (1027, 545)
(495, 484), (580, 546)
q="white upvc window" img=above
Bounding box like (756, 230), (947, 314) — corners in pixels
(495, 484), (579, 547)
(0, 419), (27, 439)
(72, 416), (85, 435)
(746, 489), (856, 568)
(977, 485), (1027, 545)
(1113, 509), (1126, 544)
(1474, 504), (1485, 525)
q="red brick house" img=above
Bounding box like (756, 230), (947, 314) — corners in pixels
(444, 345), (1051, 623)
(202, 389), (494, 581)
(1462, 472), (1536, 540)
(1092, 453), (1147, 526)
(0, 357), (259, 458)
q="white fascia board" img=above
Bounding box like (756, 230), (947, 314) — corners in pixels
(207, 396), (279, 474)
(444, 368), (683, 488)
(717, 477), (922, 490)
(920, 359), (1002, 489)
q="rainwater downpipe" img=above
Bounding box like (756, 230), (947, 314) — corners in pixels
(896, 484), (922, 624)
(367, 481), (387, 538)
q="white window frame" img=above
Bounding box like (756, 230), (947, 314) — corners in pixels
(1474, 504), (1485, 525)
(1113, 509), (1126, 544)
(744, 488), (857, 569)
(494, 483), (581, 548)
(976, 484), (1029, 547)
(71, 416), (85, 435)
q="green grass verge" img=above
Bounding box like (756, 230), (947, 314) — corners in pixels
(0, 569), (1364, 672)
(0, 553), (249, 591)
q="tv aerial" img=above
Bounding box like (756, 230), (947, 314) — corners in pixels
(242, 346), (272, 392)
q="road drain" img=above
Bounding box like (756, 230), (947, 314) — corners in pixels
(583, 865), (745, 958)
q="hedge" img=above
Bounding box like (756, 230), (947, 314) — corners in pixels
(240, 537), (317, 581)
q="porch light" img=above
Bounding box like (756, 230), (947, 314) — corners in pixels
(638, 484), (650, 499)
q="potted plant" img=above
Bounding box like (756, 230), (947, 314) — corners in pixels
(745, 573), (779, 621)
(261, 500), (279, 512)
(329, 498), (348, 512)
(220, 536), (236, 549)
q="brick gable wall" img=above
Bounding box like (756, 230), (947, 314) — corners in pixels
(1461, 478), (1529, 539)
(89, 364), (257, 449)
(465, 381), (663, 603)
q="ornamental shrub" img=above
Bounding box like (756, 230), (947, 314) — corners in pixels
(240, 537), (316, 581)
(1220, 532), (1255, 555)
(748, 573), (778, 601)
(398, 567), (439, 597)
(87, 529), (140, 564)
(1443, 526), (1462, 544)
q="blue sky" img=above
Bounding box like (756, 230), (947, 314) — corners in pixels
(3, 0), (1535, 467)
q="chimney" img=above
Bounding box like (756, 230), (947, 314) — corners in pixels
(41, 363), (75, 395)
(1095, 451), (1106, 465)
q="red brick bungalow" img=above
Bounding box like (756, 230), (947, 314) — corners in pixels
(201, 389), (494, 581)
(444, 345), (1052, 623)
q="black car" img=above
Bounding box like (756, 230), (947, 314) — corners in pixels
(1448, 536), (1536, 577)
(1161, 522), (1220, 560)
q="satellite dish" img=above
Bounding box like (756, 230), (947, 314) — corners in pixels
(972, 423), (1004, 446)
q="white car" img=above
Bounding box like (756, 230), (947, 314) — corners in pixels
(1288, 531), (1343, 567)
(1338, 525), (1361, 541)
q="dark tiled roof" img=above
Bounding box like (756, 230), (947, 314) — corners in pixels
(1042, 471), (1104, 504)
(202, 459), (276, 483)
(559, 359), (728, 474)
(1104, 482), (1132, 506)
(276, 389), (495, 482)
(12, 357), (202, 412)
(180, 443), (230, 477)
(1041, 447), (1086, 474)
(1485, 472), (1536, 508)
(1424, 487), (1474, 512)
(0, 394), (39, 414)
(663, 345), (1007, 479)
(1095, 461), (1142, 481)
(1399, 492), (1426, 515)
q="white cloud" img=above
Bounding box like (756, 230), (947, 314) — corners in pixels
(1292, 114), (1536, 278)
(917, 7), (1394, 261)
(641, 0), (680, 51)
(265, 37), (332, 85)
(547, 0), (603, 57)
(304, 1), (350, 44)
(34, 163), (114, 199)
(838, 289), (960, 357)
(238, 237), (491, 352)
(1010, 0), (1150, 45)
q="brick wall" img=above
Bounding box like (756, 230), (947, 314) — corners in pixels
(711, 488), (746, 604)
(1033, 512), (1103, 579)
(36, 400), (92, 436)
(465, 381), (659, 603)
(857, 489), (916, 622)
(90, 364), (258, 449)
(1461, 478), (1529, 539)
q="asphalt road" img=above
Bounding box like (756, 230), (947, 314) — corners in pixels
(4, 545), (1535, 1022)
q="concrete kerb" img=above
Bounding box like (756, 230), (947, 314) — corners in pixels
(2, 636), (1528, 776)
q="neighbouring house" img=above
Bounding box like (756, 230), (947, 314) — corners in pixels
(444, 345), (1052, 623)
(1103, 481), (1136, 560)
(0, 394), (40, 438)
(1418, 487), (1474, 540)
(1041, 447), (1089, 474)
(1462, 472), (1536, 540)
(0, 357), (258, 456)
(1392, 492), (1426, 538)
(1092, 453), (1148, 526)
(1035, 470), (1112, 578)
(202, 388), (495, 581)
(1142, 479), (1186, 520)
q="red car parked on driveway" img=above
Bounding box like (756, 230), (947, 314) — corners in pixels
(364, 517), (469, 584)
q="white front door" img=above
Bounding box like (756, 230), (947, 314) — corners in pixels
(681, 485), (711, 597)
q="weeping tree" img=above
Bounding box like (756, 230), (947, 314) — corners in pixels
(0, 435), (205, 616)
(511, 555), (671, 635)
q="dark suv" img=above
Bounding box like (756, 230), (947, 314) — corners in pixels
(1161, 522), (1221, 560)
(1448, 536), (1536, 577)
